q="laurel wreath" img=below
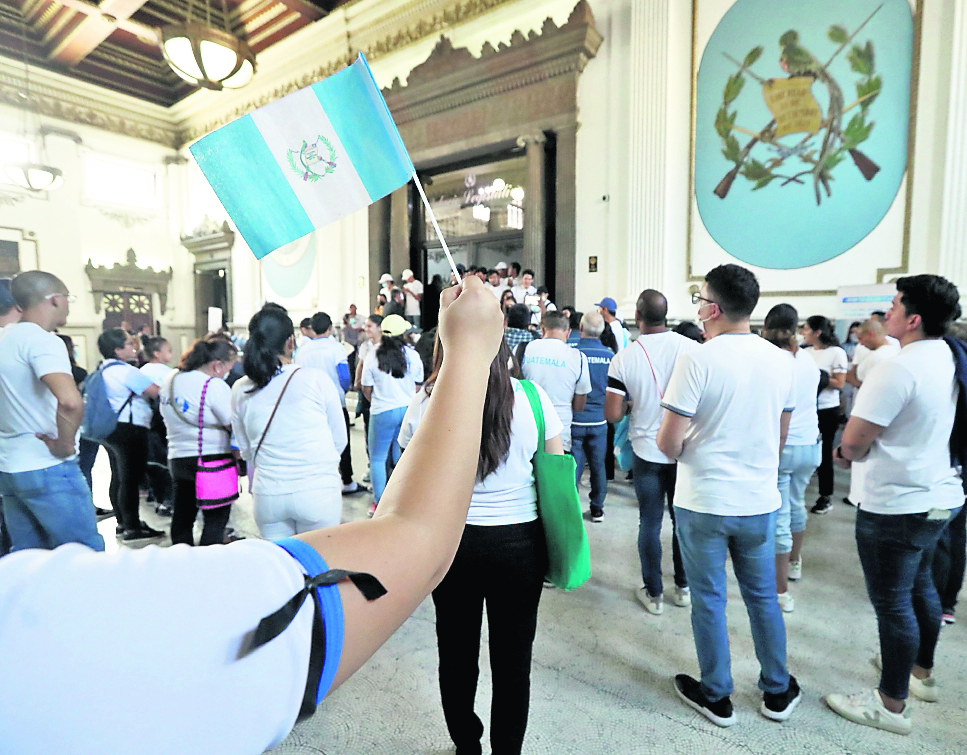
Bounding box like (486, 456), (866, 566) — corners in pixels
(286, 135), (337, 183)
(715, 25), (882, 196)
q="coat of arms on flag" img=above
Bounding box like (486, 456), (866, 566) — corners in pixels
(287, 136), (337, 182)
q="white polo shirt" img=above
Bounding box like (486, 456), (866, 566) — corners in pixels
(519, 338), (590, 451)
(662, 333), (795, 516)
(850, 339), (963, 514)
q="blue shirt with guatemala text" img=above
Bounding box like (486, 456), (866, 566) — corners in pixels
(572, 338), (613, 425)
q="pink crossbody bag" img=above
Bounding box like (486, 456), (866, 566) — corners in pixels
(195, 377), (240, 509)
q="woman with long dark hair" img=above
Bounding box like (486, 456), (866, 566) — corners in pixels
(398, 334), (562, 755)
(360, 314), (423, 512)
(801, 314), (848, 514)
(160, 335), (238, 545)
(231, 306), (347, 537)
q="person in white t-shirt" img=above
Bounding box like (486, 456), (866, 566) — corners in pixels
(140, 336), (176, 517)
(0, 271), (103, 553)
(518, 310), (590, 452)
(160, 336), (239, 545)
(761, 304), (820, 613)
(596, 297), (630, 351)
(826, 275), (964, 735)
(233, 307), (347, 537)
(510, 269), (536, 310)
(96, 327), (165, 542)
(398, 336), (562, 755)
(801, 315), (848, 514)
(295, 311), (366, 496)
(0, 277), (514, 755)
(486, 269), (507, 299)
(401, 269), (424, 328)
(842, 318), (902, 508)
(657, 264), (799, 728)
(361, 314), (424, 511)
(605, 289), (698, 615)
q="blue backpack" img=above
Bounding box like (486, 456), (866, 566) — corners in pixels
(80, 362), (134, 441)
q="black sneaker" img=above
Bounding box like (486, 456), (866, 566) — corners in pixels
(761, 674), (802, 721)
(842, 497), (856, 507)
(94, 506), (115, 522)
(590, 506), (604, 523)
(673, 674), (735, 727)
(810, 496), (832, 514)
(342, 482), (370, 495)
(154, 502), (173, 517)
(122, 522), (165, 541)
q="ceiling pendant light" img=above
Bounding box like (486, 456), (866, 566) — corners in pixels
(160, 0), (256, 91)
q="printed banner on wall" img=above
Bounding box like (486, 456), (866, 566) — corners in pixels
(835, 283), (896, 320)
(693, 0), (914, 270)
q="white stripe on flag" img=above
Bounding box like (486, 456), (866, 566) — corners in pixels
(249, 87), (371, 230)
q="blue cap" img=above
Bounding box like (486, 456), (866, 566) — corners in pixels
(595, 297), (617, 311)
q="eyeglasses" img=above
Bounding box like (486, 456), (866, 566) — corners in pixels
(691, 292), (716, 307)
(45, 292), (76, 304)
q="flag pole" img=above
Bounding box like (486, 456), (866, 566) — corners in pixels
(412, 173), (462, 285)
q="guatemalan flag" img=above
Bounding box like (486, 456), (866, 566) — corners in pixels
(190, 53), (413, 260)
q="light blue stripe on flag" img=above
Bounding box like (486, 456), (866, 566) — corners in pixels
(313, 54), (414, 203)
(190, 115), (314, 260)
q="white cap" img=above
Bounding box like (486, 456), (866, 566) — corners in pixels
(401, 269), (414, 279)
(379, 273), (393, 284)
(495, 261), (508, 270)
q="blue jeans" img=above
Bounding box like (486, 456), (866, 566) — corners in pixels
(634, 456), (686, 595)
(0, 460), (105, 552)
(674, 507), (788, 701)
(369, 406), (407, 504)
(856, 506), (961, 700)
(571, 424), (608, 510)
(776, 442), (820, 553)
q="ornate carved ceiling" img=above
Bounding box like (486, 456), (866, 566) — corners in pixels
(0, 0), (353, 106)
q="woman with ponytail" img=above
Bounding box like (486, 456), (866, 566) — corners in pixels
(398, 334), (562, 755)
(231, 306), (347, 537)
(802, 314), (848, 514)
(159, 335), (238, 545)
(360, 314), (424, 511)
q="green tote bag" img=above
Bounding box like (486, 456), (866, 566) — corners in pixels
(519, 380), (592, 591)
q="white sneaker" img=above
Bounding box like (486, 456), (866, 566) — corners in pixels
(777, 592), (795, 613)
(870, 655), (938, 703)
(672, 586), (691, 608)
(788, 558), (802, 581)
(825, 689), (912, 735)
(636, 587), (663, 615)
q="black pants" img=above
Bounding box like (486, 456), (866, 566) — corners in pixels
(605, 422), (616, 480)
(101, 422), (149, 531)
(169, 456), (232, 546)
(432, 520), (547, 755)
(816, 407), (841, 497)
(933, 502), (967, 613)
(339, 407), (354, 485)
(145, 427), (173, 505)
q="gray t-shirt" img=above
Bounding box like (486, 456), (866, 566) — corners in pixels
(519, 337), (591, 451)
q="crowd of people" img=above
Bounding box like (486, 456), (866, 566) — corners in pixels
(0, 262), (965, 752)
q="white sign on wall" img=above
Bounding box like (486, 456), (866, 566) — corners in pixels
(836, 283), (896, 321)
(207, 306), (223, 334)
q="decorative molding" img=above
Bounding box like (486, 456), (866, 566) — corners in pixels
(181, 217), (236, 268)
(97, 208), (153, 228)
(85, 248), (173, 315)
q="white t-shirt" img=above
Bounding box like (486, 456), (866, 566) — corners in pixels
(606, 331), (699, 463)
(0, 540), (311, 755)
(0, 322), (76, 473)
(160, 370), (234, 459)
(232, 365), (346, 495)
(808, 345), (848, 410)
(856, 341), (901, 383)
(608, 320), (630, 351)
(403, 279), (423, 317)
(398, 379), (563, 525)
(850, 339), (963, 514)
(519, 337), (591, 451)
(487, 283), (507, 299)
(510, 284), (536, 305)
(294, 336), (349, 406)
(850, 336), (901, 367)
(100, 359), (153, 428)
(361, 346), (424, 415)
(786, 348), (820, 445)
(662, 333), (795, 516)
(140, 362), (174, 387)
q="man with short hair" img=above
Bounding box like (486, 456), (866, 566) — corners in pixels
(0, 271), (105, 553)
(297, 318), (314, 351)
(519, 311), (591, 453)
(507, 261), (521, 288)
(401, 269), (423, 328)
(606, 289), (698, 615)
(295, 312), (368, 496)
(825, 275), (964, 736)
(503, 303), (535, 353)
(657, 264), (799, 727)
(510, 269), (536, 307)
(485, 269), (506, 299)
(572, 311), (613, 521)
(597, 297), (629, 351)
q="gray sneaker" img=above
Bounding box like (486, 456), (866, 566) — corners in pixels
(672, 586), (691, 608)
(636, 588), (663, 615)
(825, 689), (912, 735)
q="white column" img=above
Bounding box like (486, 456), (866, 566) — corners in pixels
(938, 0), (967, 297)
(626, 0), (671, 306)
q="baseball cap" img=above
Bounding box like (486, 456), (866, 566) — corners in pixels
(379, 273), (394, 284)
(401, 269), (414, 279)
(495, 261), (508, 270)
(595, 297), (617, 311)
(381, 314), (409, 337)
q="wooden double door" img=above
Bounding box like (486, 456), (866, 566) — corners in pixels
(101, 291), (154, 334)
